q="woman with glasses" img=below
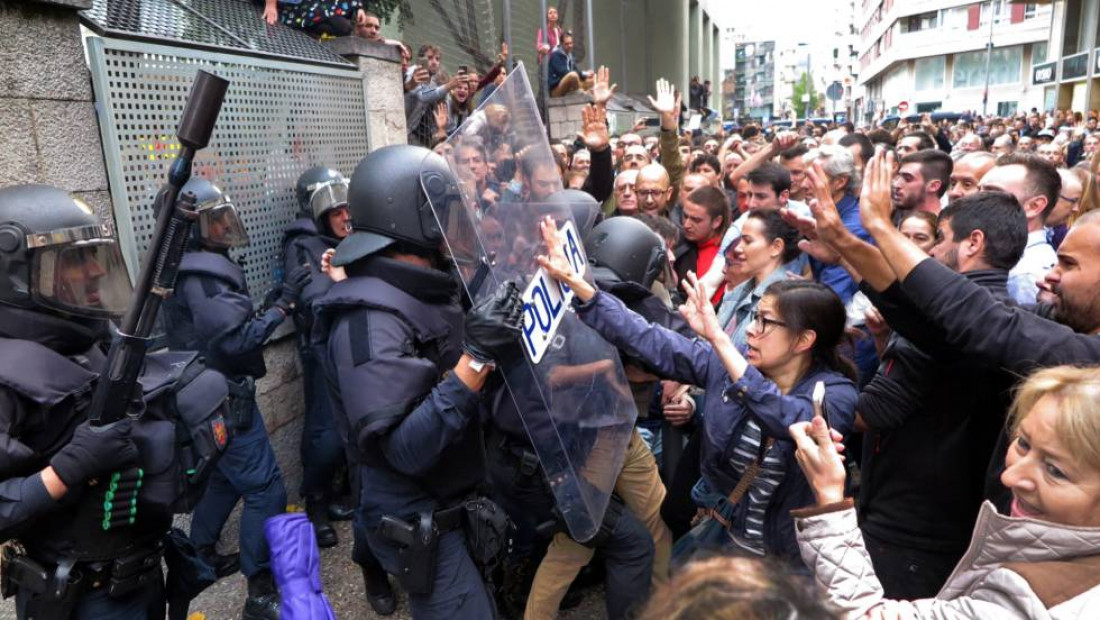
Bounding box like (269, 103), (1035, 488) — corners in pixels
(537, 218), (857, 566)
(715, 209), (801, 351)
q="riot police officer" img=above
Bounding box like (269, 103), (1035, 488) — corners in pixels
(0, 184), (187, 618)
(282, 166), (350, 548)
(162, 178), (291, 620)
(313, 145), (523, 619)
(282, 167), (397, 614)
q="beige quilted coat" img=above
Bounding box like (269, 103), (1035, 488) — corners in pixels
(794, 500), (1100, 619)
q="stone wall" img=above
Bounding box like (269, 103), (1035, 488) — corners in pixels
(547, 91), (590, 142)
(0, 0), (113, 226)
(324, 37), (409, 150)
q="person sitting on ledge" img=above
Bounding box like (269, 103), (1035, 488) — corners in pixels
(548, 32), (594, 98)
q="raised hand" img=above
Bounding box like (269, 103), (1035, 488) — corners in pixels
(860, 150), (895, 233)
(433, 101), (449, 131)
(536, 216), (596, 301)
(771, 130), (799, 153)
(577, 104), (610, 152)
(590, 66), (618, 107)
(789, 416), (848, 507)
(647, 78), (677, 116)
(678, 271), (723, 343)
(806, 162), (847, 248)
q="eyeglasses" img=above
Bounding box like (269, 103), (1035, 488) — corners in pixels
(747, 311), (787, 337)
(615, 183), (636, 194)
(637, 189), (666, 200)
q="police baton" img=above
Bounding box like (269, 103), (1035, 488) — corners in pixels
(89, 70), (229, 427)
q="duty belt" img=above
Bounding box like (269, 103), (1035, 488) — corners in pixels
(495, 435), (540, 478)
(2, 540), (164, 614)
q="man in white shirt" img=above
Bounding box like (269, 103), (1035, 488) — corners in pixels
(977, 154), (1062, 304)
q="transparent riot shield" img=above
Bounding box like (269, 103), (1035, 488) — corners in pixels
(422, 65), (636, 542)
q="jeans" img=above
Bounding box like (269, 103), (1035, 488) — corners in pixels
(190, 406), (287, 578)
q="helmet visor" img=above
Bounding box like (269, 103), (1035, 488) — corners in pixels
(32, 240), (133, 318)
(308, 181), (349, 222)
(198, 201), (250, 248)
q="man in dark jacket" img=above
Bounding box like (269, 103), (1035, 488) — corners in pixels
(548, 32), (592, 97)
(314, 145), (524, 618)
(856, 193), (1027, 599)
(163, 178), (294, 620)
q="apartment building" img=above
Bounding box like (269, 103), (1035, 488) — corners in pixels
(856, 0), (1054, 122)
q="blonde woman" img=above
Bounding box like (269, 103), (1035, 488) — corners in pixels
(790, 365), (1100, 618)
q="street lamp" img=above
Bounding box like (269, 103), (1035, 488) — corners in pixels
(982, 0), (996, 116)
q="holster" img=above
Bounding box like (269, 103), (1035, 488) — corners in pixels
(225, 376), (256, 430)
(579, 493), (626, 549)
(461, 496), (513, 571)
(378, 512), (439, 595)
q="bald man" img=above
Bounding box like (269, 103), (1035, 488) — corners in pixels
(636, 163), (673, 217)
(947, 151), (998, 204)
(622, 145), (651, 171)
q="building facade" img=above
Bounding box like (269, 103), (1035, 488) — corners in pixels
(856, 0), (1053, 123)
(734, 40), (776, 121)
(1036, 0), (1100, 113)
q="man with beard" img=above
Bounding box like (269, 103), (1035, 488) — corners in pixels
(890, 150), (952, 223)
(855, 193), (1026, 600)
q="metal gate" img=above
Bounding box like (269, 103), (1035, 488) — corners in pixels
(82, 0), (370, 300)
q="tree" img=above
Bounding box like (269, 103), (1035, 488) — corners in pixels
(791, 72), (819, 120)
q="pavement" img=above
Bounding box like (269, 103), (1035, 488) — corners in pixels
(0, 518), (608, 620)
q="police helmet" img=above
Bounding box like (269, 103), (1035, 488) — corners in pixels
(545, 189), (603, 239)
(585, 216), (667, 289)
(295, 166), (349, 224)
(0, 184), (133, 318)
(180, 177), (250, 249)
(333, 145), (460, 267)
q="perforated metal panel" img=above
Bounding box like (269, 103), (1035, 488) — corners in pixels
(86, 36), (368, 302)
(81, 0), (355, 68)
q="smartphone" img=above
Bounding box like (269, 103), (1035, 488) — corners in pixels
(457, 64), (469, 74)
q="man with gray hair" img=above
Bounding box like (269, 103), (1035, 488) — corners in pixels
(803, 145), (871, 304)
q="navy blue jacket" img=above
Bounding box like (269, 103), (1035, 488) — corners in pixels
(548, 48), (580, 90)
(164, 250), (285, 378)
(282, 218), (337, 339)
(574, 291), (857, 561)
(313, 260), (484, 527)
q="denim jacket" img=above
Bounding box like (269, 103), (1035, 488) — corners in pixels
(575, 291), (858, 562)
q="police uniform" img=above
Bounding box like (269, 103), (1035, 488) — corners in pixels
(313, 145), (523, 619)
(0, 184), (226, 619)
(161, 179), (288, 619)
(282, 167), (348, 548)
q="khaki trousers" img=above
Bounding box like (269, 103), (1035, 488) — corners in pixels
(524, 429), (672, 619)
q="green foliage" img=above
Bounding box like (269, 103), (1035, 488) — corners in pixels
(365, 0), (413, 26)
(791, 72), (819, 119)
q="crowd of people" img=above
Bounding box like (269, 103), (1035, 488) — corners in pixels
(2, 3), (1100, 620)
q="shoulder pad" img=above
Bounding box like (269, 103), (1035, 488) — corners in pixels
(179, 251), (246, 291)
(315, 277), (459, 344)
(0, 338), (97, 406)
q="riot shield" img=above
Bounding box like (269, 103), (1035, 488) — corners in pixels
(423, 65), (637, 542)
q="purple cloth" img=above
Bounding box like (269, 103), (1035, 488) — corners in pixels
(264, 513), (337, 620)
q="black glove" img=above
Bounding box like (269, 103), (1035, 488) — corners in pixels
(50, 419), (140, 488)
(275, 265), (312, 313)
(464, 281), (525, 365)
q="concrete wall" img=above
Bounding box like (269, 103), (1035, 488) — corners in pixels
(0, 0), (112, 227)
(324, 37), (409, 150)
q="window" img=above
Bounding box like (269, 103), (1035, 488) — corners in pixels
(952, 46), (1023, 88)
(1032, 42), (1047, 65)
(901, 11), (939, 33)
(997, 101), (1018, 116)
(980, 0), (1010, 25)
(1024, 3), (1036, 19)
(914, 56), (945, 91)
(916, 101), (941, 113)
